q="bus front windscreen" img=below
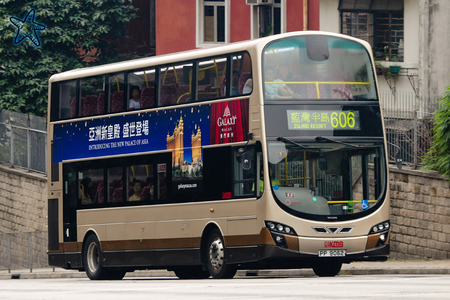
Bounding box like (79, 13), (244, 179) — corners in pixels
(263, 35), (377, 101)
(267, 140), (386, 221)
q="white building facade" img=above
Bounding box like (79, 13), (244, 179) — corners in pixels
(319, 0), (450, 118)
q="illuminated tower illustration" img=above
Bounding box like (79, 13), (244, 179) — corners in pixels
(167, 116), (184, 169)
(191, 126), (202, 164)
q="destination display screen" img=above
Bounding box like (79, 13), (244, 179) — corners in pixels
(287, 110), (361, 131)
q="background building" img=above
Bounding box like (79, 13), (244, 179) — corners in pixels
(155, 0), (320, 55)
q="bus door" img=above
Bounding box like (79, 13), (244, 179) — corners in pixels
(63, 165), (77, 242)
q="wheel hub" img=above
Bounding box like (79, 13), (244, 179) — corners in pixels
(86, 242), (99, 273)
(209, 237), (224, 270)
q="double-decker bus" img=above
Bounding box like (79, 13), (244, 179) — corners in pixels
(47, 31), (390, 280)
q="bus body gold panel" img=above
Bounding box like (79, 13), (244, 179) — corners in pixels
(76, 199), (259, 245)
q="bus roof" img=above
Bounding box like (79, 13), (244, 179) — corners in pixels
(49, 31), (370, 83)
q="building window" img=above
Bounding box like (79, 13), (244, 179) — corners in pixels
(252, 0), (283, 38)
(117, 0), (155, 57)
(202, 0), (226, 43)
(339, 0), (404, 62)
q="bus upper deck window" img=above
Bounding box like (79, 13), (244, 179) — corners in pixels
(57, 80), (77, 120)
(79, 76), (107, 117)
(128, 69), (156, 110)
(109, 73), (125, 113)
(263, 36), (376, 101)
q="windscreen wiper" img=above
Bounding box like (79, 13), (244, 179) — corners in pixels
(315, 136), (374, 149)
(277, 136), (320, 150)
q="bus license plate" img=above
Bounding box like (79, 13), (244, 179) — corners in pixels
(318, 250), (346, 257)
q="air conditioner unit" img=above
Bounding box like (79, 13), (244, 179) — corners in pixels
(246, 0), (273, 5)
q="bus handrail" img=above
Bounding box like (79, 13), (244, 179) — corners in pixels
(265, 81), (371, 99)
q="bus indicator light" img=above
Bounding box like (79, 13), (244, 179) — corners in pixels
(222, 192), (232, 199)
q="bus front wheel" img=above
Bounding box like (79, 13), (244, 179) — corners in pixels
(312, 260), (342, 277)
(204, 229), (237, 279)
(173, 266), (210, 279)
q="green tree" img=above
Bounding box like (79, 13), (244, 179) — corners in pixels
(0, 0), (137, 117)
(422, 83), (450, 177)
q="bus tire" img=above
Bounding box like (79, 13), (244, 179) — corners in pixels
(106, 269), (127, 280)
(312, 260), (342, 277)
(173, 266), (210, 279)
(83, 234), (116, 280)
(204, 229), (237, 279)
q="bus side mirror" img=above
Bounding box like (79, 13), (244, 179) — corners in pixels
(395, 151), (402, 169)
(242, 152), (251, 170)
(389, 142), (402, 169)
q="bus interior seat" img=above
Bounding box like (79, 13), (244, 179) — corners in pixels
(305, 74), (328, 99)
(111, 187), (123, 202)
(160, 84), (177, 106)
(176, 84), (190, 103)
(111, 179), (122, 188)
(330, 73), (352, 99)
(111, 91), (124, 112)
(97, 93), (105, 114)
(82, 95), (98, 116)
(140, 86), (155, 108)
(141, 186), (150, 199)
(96, 184), (105, 204)
(90, 180), (101, 198)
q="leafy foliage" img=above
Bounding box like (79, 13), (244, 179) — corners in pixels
(422, 83), (450, 177)
(0, 0), (137, 117)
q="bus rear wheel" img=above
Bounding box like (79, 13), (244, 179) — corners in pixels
(312, 260), (342, 277)
(83, 234), (125, 280)
(204, 229), (237, 279)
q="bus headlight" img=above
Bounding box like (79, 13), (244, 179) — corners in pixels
(366, 220), (390, 249)
(265, 221), (297, 236)
(369, 220), (390, 235)
(265, 221), (297, 249)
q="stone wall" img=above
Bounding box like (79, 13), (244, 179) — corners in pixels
(0, 163), (448, 270)
(389, 165), (450, 260)
(0, 163), (47, 269)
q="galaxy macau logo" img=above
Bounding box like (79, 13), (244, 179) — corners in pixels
(217, 106), (237, 127)
(10, 9), (46, 47)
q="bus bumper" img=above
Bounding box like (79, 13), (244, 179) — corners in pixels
(228, 243), (389, 269)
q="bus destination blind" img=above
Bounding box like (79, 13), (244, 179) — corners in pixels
(287, 110), (361, 131)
